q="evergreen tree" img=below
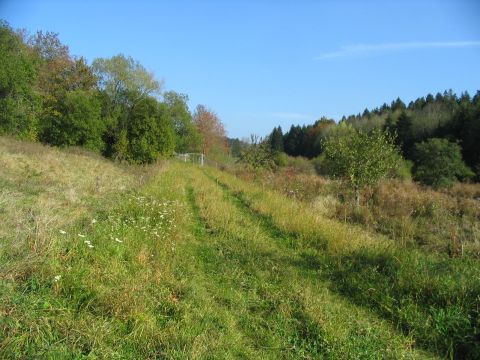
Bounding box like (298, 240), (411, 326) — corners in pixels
(455, 101), (480, 177)
(391, 97), (406, 111)
(396, 111), (414, 158)
(269, 126), (284, 152)
(284, 125), (303, 156)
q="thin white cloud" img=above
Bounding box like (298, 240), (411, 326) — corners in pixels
(269, 112), (313, 120)
(316, 41), (480, 60)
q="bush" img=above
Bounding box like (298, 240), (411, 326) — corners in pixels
(40, 90), (105, 152)
(395, 159), (413, 180)
(274, 152), (289, 167)
(413, 138), (474, 188)
(287, 156), (315, 174)
(121, 98), (175, 164)
(239, 135), (275, 170)
(323, 127), (400, 206)
(312, 154), (328, 176)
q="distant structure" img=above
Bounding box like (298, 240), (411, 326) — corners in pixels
(175, 153), (204, 166)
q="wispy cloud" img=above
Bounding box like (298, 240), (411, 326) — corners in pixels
(269, 112), (313, 120)
(315, 41), (480, 60)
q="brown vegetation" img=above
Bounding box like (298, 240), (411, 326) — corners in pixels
(230, 165), (480, 257)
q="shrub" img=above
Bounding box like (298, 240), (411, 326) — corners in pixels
(323, 127), (400, 206)
(395, 159), (413, 180)
(312, 154), (328, 176)
(122, 98), (175, 164)
(287, 156), (315, 174)
(40, 90), (105, 152)
(239, 135), (275, 170)
(413, 138), (474, 188)
(274, 152), (289, 167)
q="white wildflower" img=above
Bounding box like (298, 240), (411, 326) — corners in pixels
(115, 238), (123, 243)
(78, 234), (86, 238)
(59, 230), (67, 235)
(54, 275), (61, 282)
(91, 219), (97, 224)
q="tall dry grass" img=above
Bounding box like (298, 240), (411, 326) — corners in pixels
(0, 137), (140, 280)
(230, 165), (480, 257)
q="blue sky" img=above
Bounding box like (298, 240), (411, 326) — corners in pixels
(2, 0), (479, 138)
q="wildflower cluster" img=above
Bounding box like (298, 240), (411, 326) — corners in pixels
(107, 194), (178, 241)
(53, 194), (179, 283)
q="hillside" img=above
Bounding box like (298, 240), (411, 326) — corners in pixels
(1, 137), (478, 359)
(270, 90), (480, 187)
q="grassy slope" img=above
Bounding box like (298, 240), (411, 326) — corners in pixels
(0, 137), (471, 358)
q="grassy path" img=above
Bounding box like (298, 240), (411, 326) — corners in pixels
(183, 166), (435, 359)
(0, 156), (456, 358)
(205, 167), (480, 359)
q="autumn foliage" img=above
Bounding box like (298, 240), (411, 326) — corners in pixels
(193, 105), (228, 157)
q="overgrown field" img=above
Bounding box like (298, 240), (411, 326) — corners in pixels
(231, 167), (480, 258)
(1, 138), (478, 359)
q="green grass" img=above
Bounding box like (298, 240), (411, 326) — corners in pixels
(206, 167), (480, 359)
(1, 138), (477, 358)
(186, 167), (432, 359)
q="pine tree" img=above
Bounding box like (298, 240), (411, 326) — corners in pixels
(269, 126), (284, 152)
(284, 125), (303, 156)
(396, 111), (414, 158)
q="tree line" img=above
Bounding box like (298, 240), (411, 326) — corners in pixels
(266, 90), (480, 186)
(0, 21), (228, 164)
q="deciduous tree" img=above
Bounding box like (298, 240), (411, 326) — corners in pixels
(323, 126), (400, 207)
(92, 54), (161, 109)
(121, 96), (175, 163)
(40, 90), (104, 152)
(192, 105), (227, 157)
(163, 91), (200, 153)
(240, 135), (275, 170)
(0, 21), (39, 139)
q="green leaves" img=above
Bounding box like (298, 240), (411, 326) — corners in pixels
(323, 126), (401, 205)
(163, 91), (201, 153)
(323, 126), (400, 190)
(0, 22), (40, 139)
(92, 54), (161, 109)
(122, 97), (175, 163)
(239, 135), (276, 170)
(413, 138), (475, 188)
(40, 90), (105, 152)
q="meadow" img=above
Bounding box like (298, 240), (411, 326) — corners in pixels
(1, 137), (479, 359)
(231, 164), (480, 258)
